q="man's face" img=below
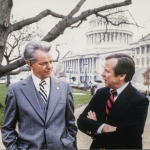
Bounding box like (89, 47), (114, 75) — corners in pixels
(28, 49), (53, 80)
(101, 58), (125, 89)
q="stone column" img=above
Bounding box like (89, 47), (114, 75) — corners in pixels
(64, 61), (66, 73)
(139, 46), (142, 67)
(101, 33), (103, 43)
(82, 59), (84, 73)
(91, 57), (94, 73)
(78, 59), (80, 73)
(72, 60), (73, 72)
(73, 59), (75, 73)
(144, 46), (147, 67)
(96, 57), (102, 80)
(100, 33), (101, 43)
(109, 32), (111, 43)
(94, 33), (96, 44)
(118, 33), (120, 43)
(66, 61), (67, 72)
(116, 32), (118, 43)
(86, 58), (88, 73)
(105, 32), (107, 43)
(74, 59), (77, 73)
(111, 32), (113, 43)
(76, 59), (77, 73)
(89, 58), (91, 73)
(114, 32), (116, 43)
(74, 60), (75, 72)
(91, 57), (95, 81)
(68, 60), (70, 72)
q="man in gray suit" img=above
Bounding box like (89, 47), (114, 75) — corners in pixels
(1, 41), (77, 150)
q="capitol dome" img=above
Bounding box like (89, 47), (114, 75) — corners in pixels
(85, 7), (133, 50)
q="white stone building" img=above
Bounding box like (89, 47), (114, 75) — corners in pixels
(59, 8), (150, 83)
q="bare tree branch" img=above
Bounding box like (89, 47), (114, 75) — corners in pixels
(9, 10), (66, 33)
(9, 55), (21, 62)
(68, 0), (86, 18)
(0, 58), (26, 77)
(53, 44), (60, 62)
(6, 66), (30, 75)
(95, 12), (143, 28)
(70, 19), (85, 29)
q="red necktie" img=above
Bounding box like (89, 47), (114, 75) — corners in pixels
(106, 90), (117, 120)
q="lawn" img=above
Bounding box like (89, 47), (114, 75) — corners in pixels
(0, 84), (8, 129)
(0, 84), (92, 128)
(72, 88), (92, 108)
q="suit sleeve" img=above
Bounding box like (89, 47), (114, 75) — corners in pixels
(66, 84), (77, 148)
(1, 84), (19, 150)
(77, 89), (104, 136)
(93, 96), (149, 149)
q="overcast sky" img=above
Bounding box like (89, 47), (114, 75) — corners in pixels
(12, 0), (150, 58)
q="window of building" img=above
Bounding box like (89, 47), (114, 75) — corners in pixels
(147, 58), (149, 65)
(137, 49), (139, 54)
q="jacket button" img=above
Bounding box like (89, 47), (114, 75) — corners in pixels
(42, 143), (47, 147)
(87, 131), (91, 134)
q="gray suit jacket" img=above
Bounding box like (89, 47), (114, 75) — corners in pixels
(1, 76), (77, 150)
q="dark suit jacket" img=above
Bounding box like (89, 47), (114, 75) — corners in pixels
(77, 83), (149, 149)
(2, 76), (77, 150)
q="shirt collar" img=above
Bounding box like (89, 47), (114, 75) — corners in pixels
(31, 71), (50, 88)
(110, 82), (129, 96)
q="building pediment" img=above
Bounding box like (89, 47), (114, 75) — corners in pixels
(139, 33), (150, 42)
(63, 51), (78, 58)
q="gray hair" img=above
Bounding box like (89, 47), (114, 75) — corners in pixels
(24, 41), (52, 63)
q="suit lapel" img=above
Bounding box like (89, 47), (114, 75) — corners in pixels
(20, 76), (45, 121)
(46, 76), (61, 124)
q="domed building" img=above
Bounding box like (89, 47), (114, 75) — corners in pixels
(59, 8), (150, 84)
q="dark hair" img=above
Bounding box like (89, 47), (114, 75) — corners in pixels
(105, 53), (135, 82)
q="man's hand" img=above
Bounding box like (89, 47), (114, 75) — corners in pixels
(102, 124), (117, 133)
(87, 111), (97, 121)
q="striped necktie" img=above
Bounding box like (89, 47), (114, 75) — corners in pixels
(39, 80), (47, 103)
(106, 89), (117, 120)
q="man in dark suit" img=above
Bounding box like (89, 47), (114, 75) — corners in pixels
(1, 41), (77, 150)
(77, 53), (149, 149)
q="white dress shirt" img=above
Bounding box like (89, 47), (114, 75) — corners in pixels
(97, 82), (129, 134)
(31, 72), (50, 99)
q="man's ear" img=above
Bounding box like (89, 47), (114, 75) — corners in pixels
(120, 74), (126, 81)
(27, 61), (32, 69)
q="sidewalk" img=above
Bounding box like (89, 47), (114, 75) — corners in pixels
(0, 104), (149, 149)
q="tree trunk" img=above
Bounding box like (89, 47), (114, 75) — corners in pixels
(0, 0), (12, 64)
(6, 74), (10, 86)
